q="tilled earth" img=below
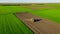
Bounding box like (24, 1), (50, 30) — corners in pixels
(15, 12), (60, 34)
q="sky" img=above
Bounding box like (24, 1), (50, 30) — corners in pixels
(0, 0), (60, 3)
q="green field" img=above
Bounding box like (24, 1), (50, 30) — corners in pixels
(0, 4), (60, 34)
(29, 8), (60, 23)
(0, 6), (34, 34)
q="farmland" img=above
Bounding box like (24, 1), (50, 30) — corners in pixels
(0, 3), (60, 34)
(0, 6), (34, 34)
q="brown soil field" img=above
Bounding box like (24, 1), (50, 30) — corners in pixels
(14, 12), (60, 34)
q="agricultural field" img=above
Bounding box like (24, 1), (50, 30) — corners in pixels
(0, 6), (34, 34)
(0, 3), (60, 34)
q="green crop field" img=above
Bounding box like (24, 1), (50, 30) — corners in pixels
(29, 8), (60, 23)
(0, 6), (34, 34)
(0, 4), (60, 34)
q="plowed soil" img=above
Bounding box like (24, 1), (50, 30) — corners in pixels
(15, 12), (60, 34)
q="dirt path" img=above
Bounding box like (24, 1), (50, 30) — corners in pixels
(14, 12), (60, 34)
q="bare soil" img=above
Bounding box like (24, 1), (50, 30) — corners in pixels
(15, 12), (60, 34)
